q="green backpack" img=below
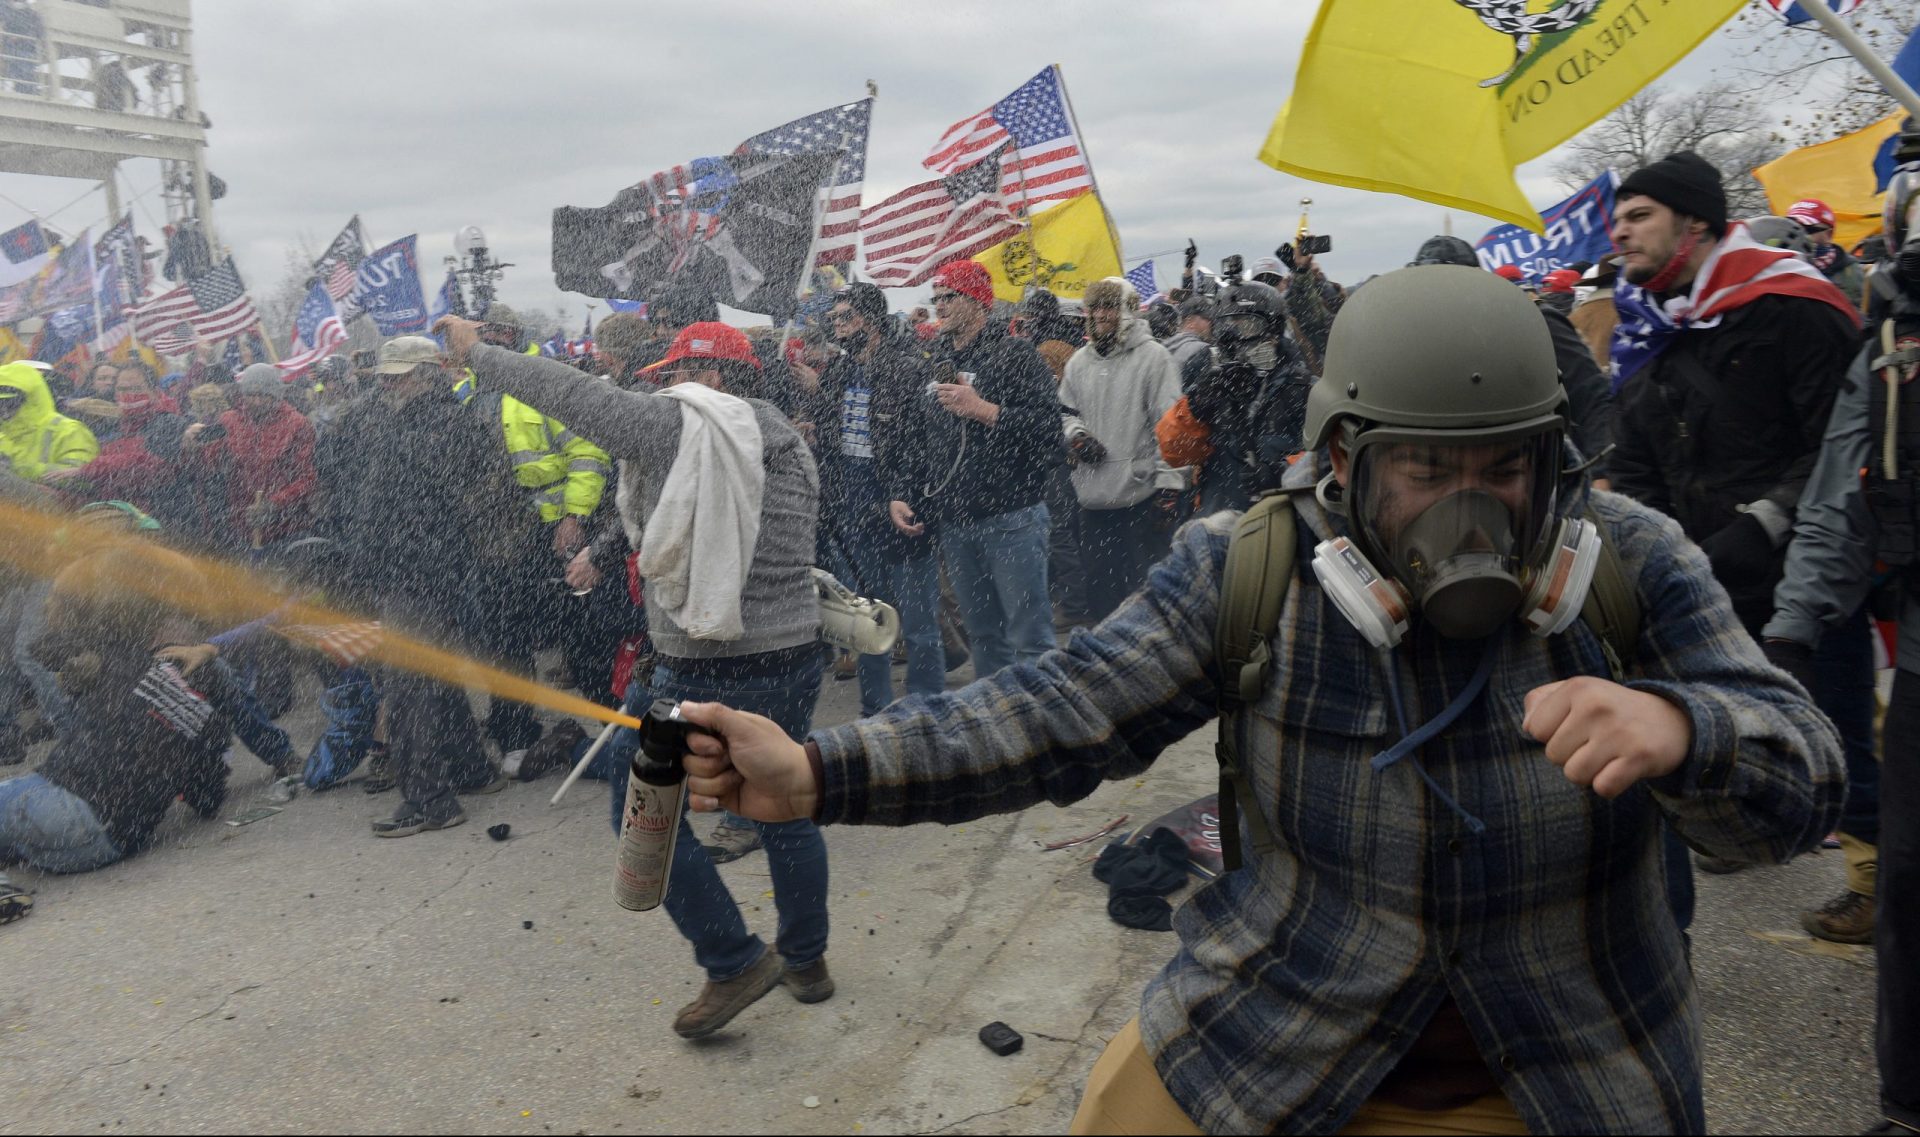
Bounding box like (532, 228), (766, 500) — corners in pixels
(1210, 487), (1642, 871)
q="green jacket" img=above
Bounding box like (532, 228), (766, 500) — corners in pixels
(0, 362), (97, 480)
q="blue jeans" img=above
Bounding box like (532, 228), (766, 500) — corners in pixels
(0, 581), (68, 737)
(939, 502), (1056, 678)
(606, 646), (829, 981)
(844, 553), (944, 716)
(1813, 606), (1878, 845)
(0, 773), (122, 873)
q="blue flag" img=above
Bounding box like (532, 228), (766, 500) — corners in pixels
(427, 269), (465, 331)
(1124, 260), (1157, 301)
(0, 219), (46, 264)
(353, 235), (430, 335)
(1475, 171), (1619, 285)
(603, 297), (645, 314)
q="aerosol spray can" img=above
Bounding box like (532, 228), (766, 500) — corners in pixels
(612, 699), (701, 912)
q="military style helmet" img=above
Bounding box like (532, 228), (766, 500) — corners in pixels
(1305, 265), (1564, 451)
(1744, 215), (1815, 259)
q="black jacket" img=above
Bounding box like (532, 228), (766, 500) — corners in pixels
(901, 321), (1065, 528)
(34, 648), (232, 853)
(1611, 292), (1856, 622)
(1540, 305), (1613, 473)
(316, 387), (523, 629)
(808, 335), (932, 565)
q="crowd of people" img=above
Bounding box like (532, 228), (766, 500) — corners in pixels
(0, 141), (1915, 1134)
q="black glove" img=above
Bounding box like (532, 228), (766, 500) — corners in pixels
(1762, 638), (1816, 691)
(1697, 514), (1777, 587)
(1067, 433), (1108, 466)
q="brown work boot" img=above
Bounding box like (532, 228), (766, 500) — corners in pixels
(672, 951), (784, 1039)
(782, 958), (835, 1004)
(1801, 890), (1875, 945)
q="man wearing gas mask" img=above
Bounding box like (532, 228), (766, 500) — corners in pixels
(672, 266), (1843, 1135)
(1157, 280), (1313, 514)
(1766, 149), (1920, 1137)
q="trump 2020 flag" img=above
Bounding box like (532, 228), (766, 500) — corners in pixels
(1260, 0), (1746, 232)
(353, 235), (430, 335)
(1475, 171), (1619, 283)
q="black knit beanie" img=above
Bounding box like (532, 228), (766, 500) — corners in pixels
(1618, 151), (1728, 237)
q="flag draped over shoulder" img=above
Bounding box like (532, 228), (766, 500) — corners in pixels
(553, 149), (841, 318)
(1754, 113), (1905, 251)
(1260, 0), (1746, 231)
(971, 191), (1121, 304)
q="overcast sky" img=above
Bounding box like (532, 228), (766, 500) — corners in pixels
(0, 0), (1841, 332)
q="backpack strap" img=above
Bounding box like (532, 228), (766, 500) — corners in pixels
(1213, 487), (1305, 872)
(1578, 504), (1641, 682)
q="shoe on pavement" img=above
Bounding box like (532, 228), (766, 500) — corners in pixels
(1694, 854), (1750, 875)
(361, 745), (395, 794)
(702, 818), (763, 864)
(1860, 1121), (1920, 1136)
(515, 720), (585, 782)
(459, 770), (508, 796)
(782, 959), (835, 1004)
(832, 651), (857, 681)
(0, 879), (31, 924)
(1801, 889), (1876, 944)
(673, 951), (784, 1039)
(372, 804), (467, 838)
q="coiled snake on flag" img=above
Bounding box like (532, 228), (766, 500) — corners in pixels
(1454, 0), (1604, 87)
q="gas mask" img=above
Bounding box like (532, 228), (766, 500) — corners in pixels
(1310, 429), (1599, 648)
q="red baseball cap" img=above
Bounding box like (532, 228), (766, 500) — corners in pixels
(1786, 199), (1836, 232)
(640, 321), (762, 373)
(931, 259), (996, 308)
(1541, 268), (1581, 293)
(1492, 264), (1526, 282)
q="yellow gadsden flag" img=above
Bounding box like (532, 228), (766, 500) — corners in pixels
(973, 192), (1122, 304)
(1754, 113), (1905, 252)
(1260, 0), (1746, 232)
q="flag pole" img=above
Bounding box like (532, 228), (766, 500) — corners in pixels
(1051, 63), (1125, 264)
(86, 233), (105, 352)
(1794, 2), (1920, 118)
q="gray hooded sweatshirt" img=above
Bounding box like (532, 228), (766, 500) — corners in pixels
(1059, 317), (1183, 510)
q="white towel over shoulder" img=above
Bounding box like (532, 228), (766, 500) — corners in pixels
(636, 384), (765, 641)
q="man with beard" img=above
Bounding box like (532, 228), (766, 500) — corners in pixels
(1606, 152), (1870, 887)
(1059, 276), (1183, 620)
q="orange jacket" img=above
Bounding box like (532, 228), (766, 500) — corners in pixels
(1156, 395), (1214, 469)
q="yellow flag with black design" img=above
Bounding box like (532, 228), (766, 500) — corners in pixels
(972, 192), (1122, 304)
(1259, 0), (1746, 232)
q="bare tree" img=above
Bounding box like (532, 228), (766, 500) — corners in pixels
(1724, 7), (1916, 146)
(256, 240), (320, 349)
(1553, 82), (1782, 217)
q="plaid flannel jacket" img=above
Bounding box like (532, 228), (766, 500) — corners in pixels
(811, 458), (1844, 1135)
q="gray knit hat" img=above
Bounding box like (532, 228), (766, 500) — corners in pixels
(237, 363), (284, 399)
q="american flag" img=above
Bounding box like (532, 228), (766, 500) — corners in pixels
(132, 257), (261, 354)
(1124, 260), (1157, 303)
(1756, 0), (1862, 23)
(313, 216), (367, 303)
(277, 278), (348, 379)
(737, 99), (871, 267)
(860, 145), (1023, 287)
(923, 66), (1094, 217)
(1608, 221), (1860, 392)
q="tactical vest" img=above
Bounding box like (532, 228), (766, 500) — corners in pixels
(1864, 314), (1920, 568)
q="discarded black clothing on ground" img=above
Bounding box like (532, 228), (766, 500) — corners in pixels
(1092, 827), (1190, 931)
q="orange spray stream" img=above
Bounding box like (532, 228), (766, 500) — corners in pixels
(0, 496), (643, 730)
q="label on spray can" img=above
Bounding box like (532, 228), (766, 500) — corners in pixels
(612, 699), (696, 912)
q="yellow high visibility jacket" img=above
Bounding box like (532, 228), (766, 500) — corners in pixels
(455, 347), (608, 523)
(0, 362), (98, 480)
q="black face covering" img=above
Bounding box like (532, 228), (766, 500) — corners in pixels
(833, 328), (869, 355)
